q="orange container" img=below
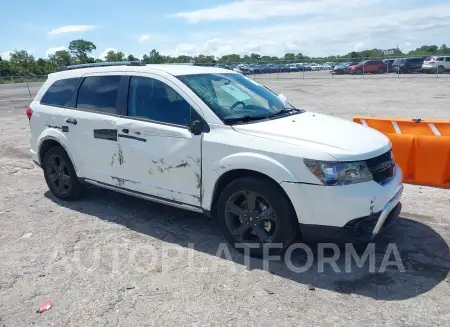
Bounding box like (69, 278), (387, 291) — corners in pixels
(353, 117), (450, 188)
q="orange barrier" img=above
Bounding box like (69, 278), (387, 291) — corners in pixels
(353, 117), (450, 188)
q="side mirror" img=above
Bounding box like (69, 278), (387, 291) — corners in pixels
(189, 120), (203, 135)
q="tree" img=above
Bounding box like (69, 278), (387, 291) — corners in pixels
(142, 49), (164, 64)
(284, 53), (295, 61)
(105, 50), (126, 62)
(9, 50), (35, 74)
(49, 50), (72, 67)
(127, 54), (139, 61)
(219, 54), (241, 63)
(250, 53), (261, 61)
(295, 53), (304, 60)
(69, 39), (96, 63)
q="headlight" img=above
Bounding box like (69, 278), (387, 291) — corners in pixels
(303, 159), (373, 186)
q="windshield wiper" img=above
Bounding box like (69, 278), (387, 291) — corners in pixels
(269, 108), (302, 118)
(223, 115), (269, 125)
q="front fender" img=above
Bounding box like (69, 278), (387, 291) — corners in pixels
(37, 128), (79, 173)
(202, 152), (298, 211)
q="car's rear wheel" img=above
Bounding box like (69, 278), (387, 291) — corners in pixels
(43, 146), (85, 200)
(216, 177), (298, 258)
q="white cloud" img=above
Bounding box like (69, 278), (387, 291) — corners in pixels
(171, 0), (380, 23)
(0, 51), (12, 60)
(139, 34), (151, 43)
(46, 46), (66, 56)
(98, 48), (117, 59)
(48, 25), (96, 36)
(168, 2), (450, 57)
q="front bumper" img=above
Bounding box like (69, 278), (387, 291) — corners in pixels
(299, 188), (402, 243)
(280, 166), (403, 242)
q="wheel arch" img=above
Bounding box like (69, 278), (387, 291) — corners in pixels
(37, 131), (77, 172)
(207, 168), (298, 221)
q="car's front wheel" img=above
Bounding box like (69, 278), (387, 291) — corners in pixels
(355, 68), (363, 75)
(43, 146), (85, 200)
(216, 177), (298, 258)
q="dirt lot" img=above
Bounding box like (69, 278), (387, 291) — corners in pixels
(0, 75), (449, 327)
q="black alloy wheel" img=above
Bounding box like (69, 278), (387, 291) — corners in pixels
(224, 190), (277, 244)
(43, 146), (84, 200)
(217, 177), (298, 258)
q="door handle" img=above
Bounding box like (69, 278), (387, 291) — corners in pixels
(66, 118), (77, 125)
(122, 128), (129, 134)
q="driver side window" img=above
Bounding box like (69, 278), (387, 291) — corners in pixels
(128, 76), (193, 126)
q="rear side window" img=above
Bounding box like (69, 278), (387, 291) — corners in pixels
(40, 78), (79, 107)
(446, 57), (450, 62)
(76, 76), (121, 114)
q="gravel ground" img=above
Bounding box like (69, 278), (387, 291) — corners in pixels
(0, 74), (449, 327)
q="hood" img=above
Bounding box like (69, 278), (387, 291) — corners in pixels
(232, 112), (391, 161)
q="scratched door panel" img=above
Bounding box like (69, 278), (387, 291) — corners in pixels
(63, 108), (119, 183)
(113, 117), (202, 206)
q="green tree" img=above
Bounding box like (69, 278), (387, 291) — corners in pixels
(69, 39), (97, 63)
(127, 54), (139, 61)
(105, 50), (126, 62)
(284, 53), (295, 61)
(142, 49), (164, 64)
(219, 54), (241, 63)
(49, 50), (72, 67)
(250, 53), (261, 61)
(9, 50), (35, 74)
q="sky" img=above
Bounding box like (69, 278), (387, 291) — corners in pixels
(1, 0), (450, 60)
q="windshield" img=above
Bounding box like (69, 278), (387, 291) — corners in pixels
(177, 73), (299, 122)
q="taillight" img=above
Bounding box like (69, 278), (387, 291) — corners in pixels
(25, 106), (33, 120)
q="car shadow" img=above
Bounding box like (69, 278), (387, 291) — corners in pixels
(45, 187), (449, 301)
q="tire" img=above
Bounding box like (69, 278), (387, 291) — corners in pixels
(437, 66), (444, 74)
(42, 146), (85, 200)
(216, 177), (298, 258)
(356, 68), (363, 75)
(378, 67), (385, 74)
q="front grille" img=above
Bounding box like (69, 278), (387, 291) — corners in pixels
(366, 150), (395, 184)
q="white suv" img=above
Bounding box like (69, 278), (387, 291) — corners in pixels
(26, 62), (403, 257)
(422, 56), (450, 73)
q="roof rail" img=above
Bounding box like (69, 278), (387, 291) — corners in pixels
(58, 61), (144, 71)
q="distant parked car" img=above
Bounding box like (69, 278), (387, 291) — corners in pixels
(310, 63), (321, 71)
(295, 63), (305, 71)
(287, 64), (300, 72)
(421, 56), (450, 74)
(265, 64), (279, 73)
(382, 59), (395, 72)
(392, 57), (425, 73)
(215, 64), (231, 70)
(331, 63), (349, 75)
(302, 63), (312, 71)
(259, 64), (272, 74)
(348, 60), (386, 74)
(233, 64), (251, 74)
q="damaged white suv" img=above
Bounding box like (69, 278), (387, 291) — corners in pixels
(27, 62), (403, 257)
